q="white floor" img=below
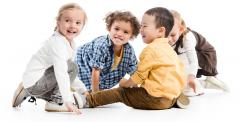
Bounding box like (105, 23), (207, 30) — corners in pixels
(1, 85), (240, 122)
(1, 0), (240, 122)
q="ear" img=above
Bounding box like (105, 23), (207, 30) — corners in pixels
(158, 27), (166, 37)
(179, 24), (185, 33)
(57, 21), (60, 28)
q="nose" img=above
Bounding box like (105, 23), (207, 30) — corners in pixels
(116, 30), (124, 37)
(70, 22), (74, 27)
(69, 22), (76, 28)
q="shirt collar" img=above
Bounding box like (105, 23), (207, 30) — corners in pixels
(54, 31), (76, 50)
(153, 38), (169, 44)
(106, 35), (130, 48)
(106, 35), (113, 47)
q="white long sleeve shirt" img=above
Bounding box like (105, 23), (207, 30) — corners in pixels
(22, 31), (86, 103)
(173, 32), (199, 77)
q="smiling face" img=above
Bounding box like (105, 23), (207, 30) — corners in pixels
(57, 8), (85, 41)
(109, 20), (133, 47)
(140, 14), (164, 44)
(168, 18), (184, 46)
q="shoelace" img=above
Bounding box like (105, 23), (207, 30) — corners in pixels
(28, 96), (37, 105)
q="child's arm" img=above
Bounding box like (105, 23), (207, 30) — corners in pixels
(126, 46), (138, 75)
(51, 39), (81, 115)
(91, 68), (101, 92)
(185, 33), (199, 93)
(185, 33), (198, 77)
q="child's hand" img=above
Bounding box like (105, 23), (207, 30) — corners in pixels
(119, 78), (128, 87)
(188, 80), (196, 93)
(65, 102), (81, 115)
(188, 75), (196, 93)
(119, 78), (138, 88)
(83, 91), (90, 96)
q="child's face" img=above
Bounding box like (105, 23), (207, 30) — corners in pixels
(168, 19), (183, 46)
(57, 8), (85, 41)
(109, 20), (133, 47)
(140, 14), (163, 44)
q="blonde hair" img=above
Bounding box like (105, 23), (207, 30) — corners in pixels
(55, 3), (87, 31)
(57, 3), (87, 23)
(171, 10), (188, 35)
(171, 10), (185, 27)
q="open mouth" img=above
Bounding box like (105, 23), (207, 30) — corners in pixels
(114, 37), (123, 41)
(67, 30), (77, 34)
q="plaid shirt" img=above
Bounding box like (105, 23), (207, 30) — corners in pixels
(75, 35), (137, 90)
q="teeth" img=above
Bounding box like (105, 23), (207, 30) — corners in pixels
(67, 30), (76, 34)
(115, 37), (122, 41)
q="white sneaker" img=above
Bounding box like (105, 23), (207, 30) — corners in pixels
(184, 79), (204, 97)
(45, 92), (84, 112)
(176, 93), (190, 109)
(12, 82), (29, 107)
(204, 76), (229, 92)
(45, 102), (68, 112)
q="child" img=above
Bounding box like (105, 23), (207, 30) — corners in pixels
(75, 11), (140, 92)
(168, 10), (229, 96)
(12, 3), (88, 114)
(80, 7), (189, 110)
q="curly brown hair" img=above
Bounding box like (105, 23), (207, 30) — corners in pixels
(105, 11), (140, 39)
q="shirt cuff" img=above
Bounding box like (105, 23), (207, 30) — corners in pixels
(62, 90), (74, 103)
(130, 72), (144, 84)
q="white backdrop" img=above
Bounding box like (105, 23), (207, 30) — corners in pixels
(0, 0), (240, 121)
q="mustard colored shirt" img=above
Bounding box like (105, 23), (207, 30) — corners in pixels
(111, 46), (124, 70)
(131, 38), (186, 100)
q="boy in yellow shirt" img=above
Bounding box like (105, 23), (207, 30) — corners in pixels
(81, 7), (189, 109)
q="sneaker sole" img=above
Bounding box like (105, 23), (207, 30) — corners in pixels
(205, 80), (229, 92)
(45, 93), (82, 112)
(45, 108), (68, 112)
(45, 103), (68, 112)
(176, 94), (190, 109)
(12, 82), (27, 107)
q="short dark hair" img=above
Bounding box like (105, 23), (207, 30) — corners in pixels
(145, 7), (174, 37)
(105, 11), (140, 39)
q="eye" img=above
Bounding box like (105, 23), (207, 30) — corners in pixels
(76, 21), (82, 25)
(124, 31), (129, 34)
(141, 25), (147, 28)
(170, 33), (176, 37)
(114, 27), (119, 31)
(65, 19), (70, 22)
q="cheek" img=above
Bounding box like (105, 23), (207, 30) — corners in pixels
(174, 34), (180, 41)
(109, 29), (115, 36)
(168, 37), (175, 44)
(173, 36), (177, 41)
(126, 34), (132, 39)
(169, 39), (174, 45)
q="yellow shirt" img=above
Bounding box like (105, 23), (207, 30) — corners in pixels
(131, 38), (186, 100)
(111, 46), (123, 70)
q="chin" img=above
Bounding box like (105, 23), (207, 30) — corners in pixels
(142, 38), (147, 43)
